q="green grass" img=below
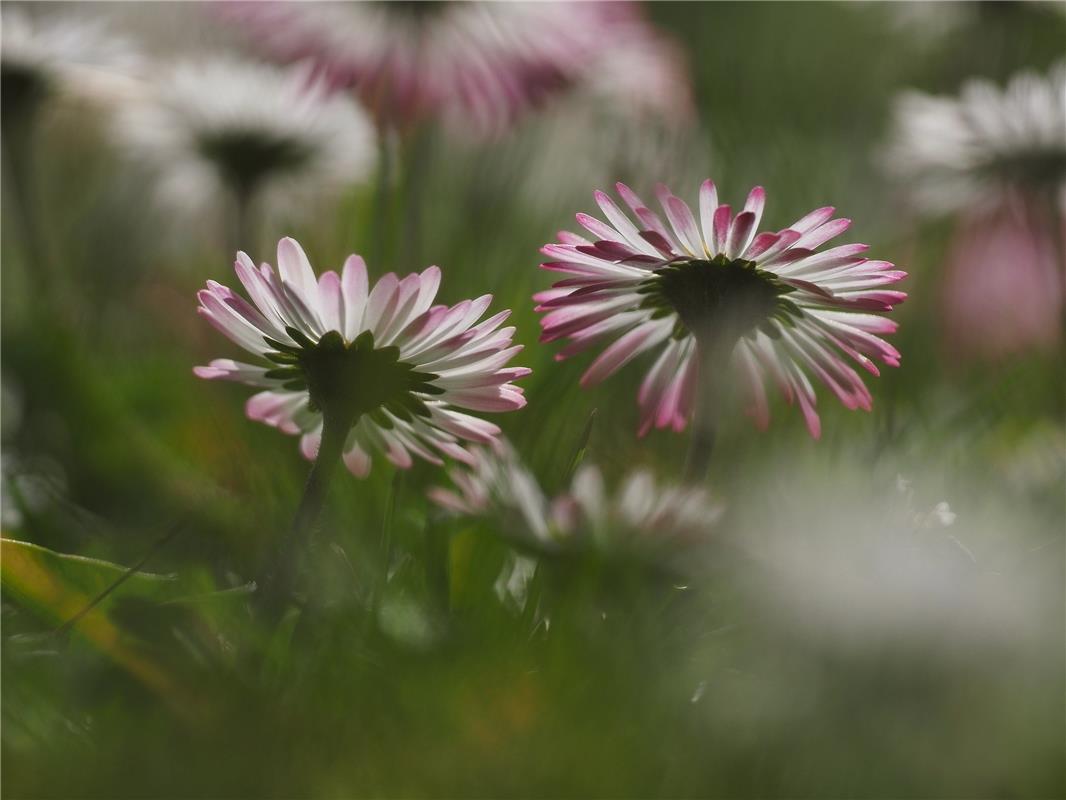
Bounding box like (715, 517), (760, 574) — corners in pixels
(2, 2), (1064, 797)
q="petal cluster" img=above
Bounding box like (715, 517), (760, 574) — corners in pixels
(196, 237), (528, 476)
(535, 180), (906, 438)
(219, 1), (642, 137)
(429, 441), (721, 562)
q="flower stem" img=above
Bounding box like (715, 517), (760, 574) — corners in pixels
(369, 128), (393, 267)
(289, 414), (348, 543)
(683, 333), (732, 483)
(231, 184), (256, 256)
(2, 111), (54, 302)
(400, 124), (432, 271)
(261, 410), (352, 612)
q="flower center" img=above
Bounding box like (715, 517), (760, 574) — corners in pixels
(1, 63), (50, 124)
(638, 254), (797, 344)
(263, 329), (442, 429)
(983, 149), (1066, 194)
(385, 1), (447, 22)
(197, 131), (314, 197)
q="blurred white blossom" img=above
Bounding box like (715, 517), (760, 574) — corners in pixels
(1, 7), (141, 117)
(430, 440), (722, 568)
(885, 62), (1066, 214)
(114, 57), (376, 242)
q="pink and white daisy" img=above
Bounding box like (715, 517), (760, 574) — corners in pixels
(195, 237), (528, 477)
(535, 180), (907, 438)
(429, 440), (721, 565)
(218, 0), (638, 137)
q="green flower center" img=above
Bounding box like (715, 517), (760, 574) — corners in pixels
(197, 131), (314, 197)
(638, 254), (799, 344)
(263, 329), (442, 429)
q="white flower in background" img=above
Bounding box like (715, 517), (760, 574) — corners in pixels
(1, 7), (140, 119)
(115, 57), (376, 241)
(69, 2), (245, 60)
(429, 441), (722, 567)
(885, 62), (1066, 214)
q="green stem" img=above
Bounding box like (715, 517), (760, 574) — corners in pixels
(683, 334), (731, 483)
(261, 411), (352, 611)
(424, 519), (449, 614)
(369, 129), (393, 267)
(288, 414), (348, 543)
(400, 124), (432, 271)
(231, 183), (255, 255)
(361, 469), (401, 635)
(2, 113), (54, 300)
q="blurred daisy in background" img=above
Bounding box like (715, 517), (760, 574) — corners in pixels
(499, 22), (708, 219)
(68, 1), (245, 60)
(218, 0), (641, 138)
(115, 57), (376, 252)
(196, 237), (528, 478)
(430, 440), (722, 568)
(885, 63), (1065, 360)
(885, 63), (1066, 214)
(2, 6), (141, 295)
(536, 179), (906, 440)
(1, 6), (140, 124)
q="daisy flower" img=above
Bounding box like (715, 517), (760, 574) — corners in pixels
(429, 441), (721, 565)
(114, 57), (376, 246)
(195, 237), (528, 477)
(885, 62), (1066, 214)
(1, 7), (139, 121)
(535, 180), (906, 439)
(218, 0), (638, 137)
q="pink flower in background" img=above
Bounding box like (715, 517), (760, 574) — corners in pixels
(943, 196), (1064, 361)
(196, 237), (527, 476)
(536, 180), (906, 438)
(219, 0), (639, 137)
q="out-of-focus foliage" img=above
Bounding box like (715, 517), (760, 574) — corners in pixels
(2, 2), (1063, 798)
